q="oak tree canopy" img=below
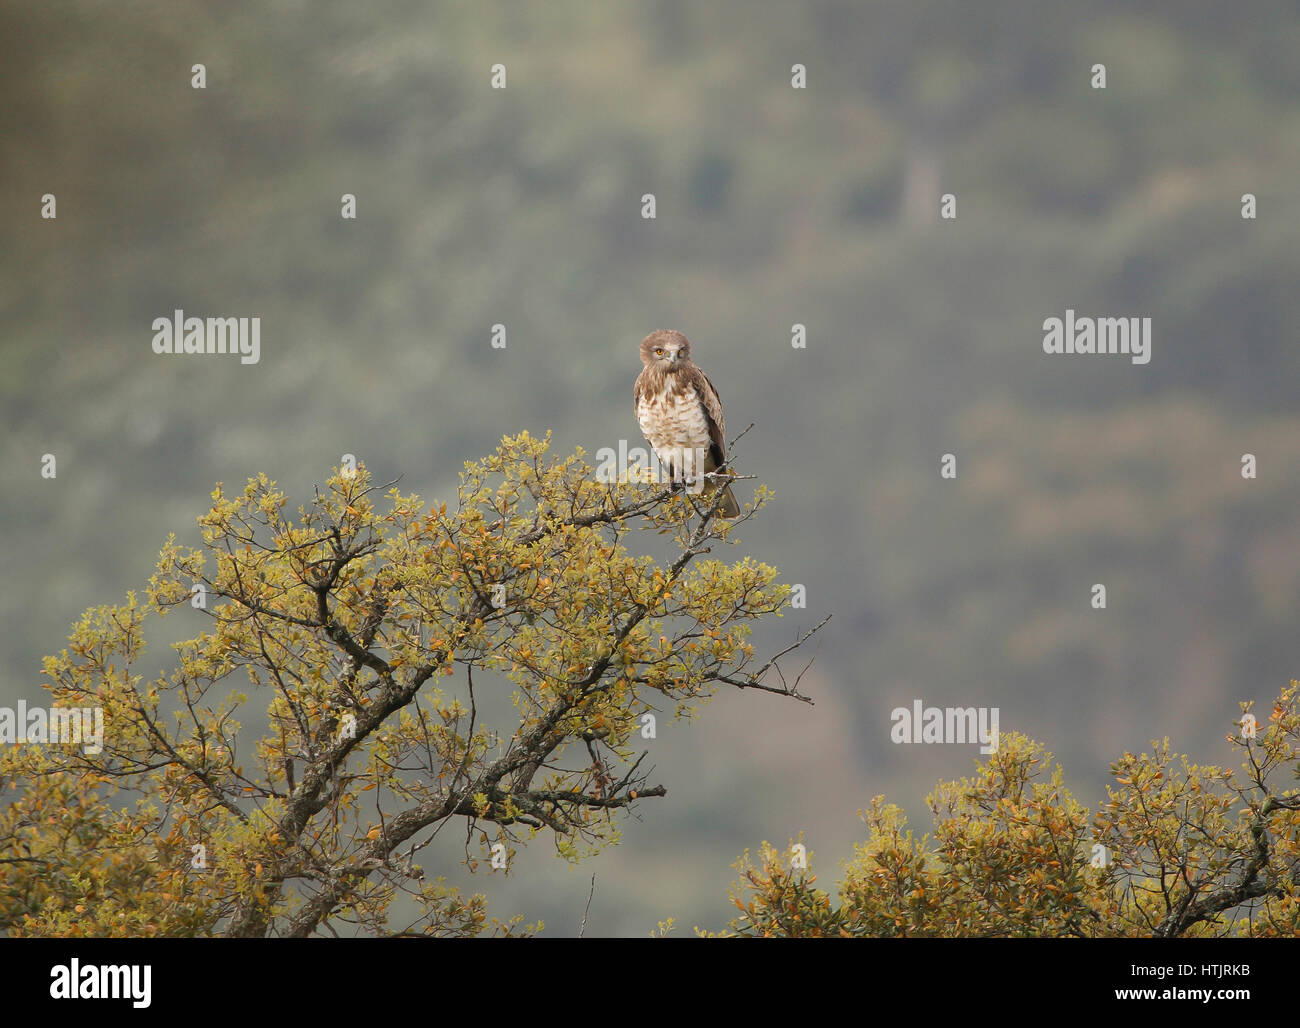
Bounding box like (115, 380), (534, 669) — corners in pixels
(0, 432), (820, 937)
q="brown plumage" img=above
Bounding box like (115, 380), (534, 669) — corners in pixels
(633, 329), (741, 518)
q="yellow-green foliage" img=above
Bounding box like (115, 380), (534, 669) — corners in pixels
(723, 689), (1300, 937)
(0, 432), (798, 937)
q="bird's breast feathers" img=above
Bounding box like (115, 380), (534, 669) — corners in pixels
(636, 379), (711, 451)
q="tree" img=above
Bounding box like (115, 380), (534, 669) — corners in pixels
(0, 431), (823, 937)
(715, 689), (1300, 937)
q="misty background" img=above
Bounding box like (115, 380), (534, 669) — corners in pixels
(2, 1), (1299, 935)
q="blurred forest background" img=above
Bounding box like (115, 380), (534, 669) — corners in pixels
(2, 1), (1299, 935)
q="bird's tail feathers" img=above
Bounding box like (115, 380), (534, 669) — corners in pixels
(706, 477), (741, 518)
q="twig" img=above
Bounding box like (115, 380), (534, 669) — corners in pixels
(715, 613), (831, 705)
(579, 874), (597, 938)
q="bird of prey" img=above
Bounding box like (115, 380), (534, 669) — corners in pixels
(633, 329), (741, 518)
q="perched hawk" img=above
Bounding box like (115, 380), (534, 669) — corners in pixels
(633, 329), (740, 518)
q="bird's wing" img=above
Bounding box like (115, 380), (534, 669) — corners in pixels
(633, 368), (647, 411)
(692, 368), (728, 469)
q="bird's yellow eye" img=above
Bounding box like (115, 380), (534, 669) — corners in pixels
(654, 348), (664, 355)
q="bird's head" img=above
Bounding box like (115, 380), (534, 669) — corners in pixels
(639, 329), (691, 372)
